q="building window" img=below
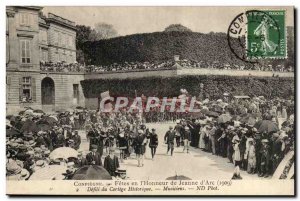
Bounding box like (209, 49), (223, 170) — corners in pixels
(20, 40), (31, 64)
(21, 77), (31, 102)
(20, 13), (31, 26)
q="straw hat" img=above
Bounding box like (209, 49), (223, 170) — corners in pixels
(28, 140), (36, 147)
(35, 160), (45, 167)
(7, 162), (22, 176)
(19, 169), (30, 180)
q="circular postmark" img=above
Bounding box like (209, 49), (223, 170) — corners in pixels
(227, 10), (281, 63)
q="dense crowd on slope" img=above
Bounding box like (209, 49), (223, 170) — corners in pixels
(40, 59), (293, 73)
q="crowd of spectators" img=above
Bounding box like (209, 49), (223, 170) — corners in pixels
(6, 108), (147, 180)
(40, 61), (85, 73)
(177, 59), (294, 72)
(40, 61), (175, 73)
(160, 94), (295, 179)
(40, 59), (293, 73)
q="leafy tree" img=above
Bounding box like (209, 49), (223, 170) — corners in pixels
(76, 25), (92, 49)
(75, 25), (93, 63)
(164, 24), (192, 32)
(75, 23), (118, 63)
(93, 22), (118, 40)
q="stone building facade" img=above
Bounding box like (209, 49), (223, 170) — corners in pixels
(6, 6), (82, 114)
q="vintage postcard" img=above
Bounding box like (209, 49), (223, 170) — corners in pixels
(6, 6), (295, 196)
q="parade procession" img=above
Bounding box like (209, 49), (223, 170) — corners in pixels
(6, 90), (295, 181)
(5, 5), (295, 196)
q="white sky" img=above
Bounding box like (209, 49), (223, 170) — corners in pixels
(42, 6), (294, 36)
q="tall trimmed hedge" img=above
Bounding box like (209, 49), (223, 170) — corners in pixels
(80, 75), (294, 99)
(82, 28), (294, 67)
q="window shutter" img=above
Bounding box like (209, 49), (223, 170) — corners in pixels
(31, 77), (36, 102)
(19, 77), (23, 101)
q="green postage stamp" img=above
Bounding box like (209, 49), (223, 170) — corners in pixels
(246, 10), (286, 59)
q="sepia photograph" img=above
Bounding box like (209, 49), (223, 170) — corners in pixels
(5, 5), (295, 196)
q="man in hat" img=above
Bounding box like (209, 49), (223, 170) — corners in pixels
(75, 151), (87, 168)
(43, 131), (53, 151)
(23, 151), (35, 174)
(104, 147), (120, 177)
(174, 120), (183, 147)
(86, 145), (102, 166)
(164, 126), (175, 156)
(254, 130), (262, 174)
(132, 129), (146, 167)
(64, 162), (76, 179)
(270, 132), (283, 174)
(50, 126), (58, 149)
(115, 168), (127, 180)
(56, 129), (65, 148)
(72, 130), (81, 150)
(97, 128), (108, 157)
(35, 131), (46, 147)
(117, 128), (127, 160)
(259, 139), (270, 178)
(149, 128), (158, 159)
(183, 126), (191, 153)
(63, 125), (73, 140)
(88, 125), (99, 151)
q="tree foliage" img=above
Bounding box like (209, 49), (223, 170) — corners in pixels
(164, 24), (192, 32)
(75, 23), (118, 63)
(94, 22), (118, 40)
